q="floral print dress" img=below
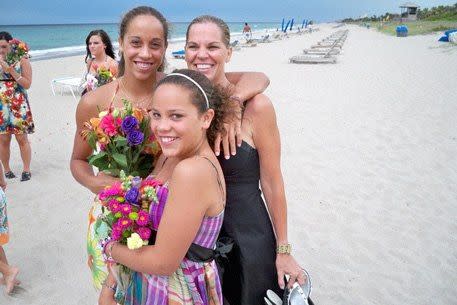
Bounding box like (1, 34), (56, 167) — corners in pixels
(0, 61), (35, 134)
(0, 189), (9, 245)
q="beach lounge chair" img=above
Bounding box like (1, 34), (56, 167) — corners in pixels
(271, 32), (282, 40)
(241, 41), (257, 47)
(50, 76), (82, 101)
(303, 48), (341, 55)
(258, 34), (272, 43)
(289, 54), (337, 64)
(172, 50), (185, 59)
(230, 40), (241, 51)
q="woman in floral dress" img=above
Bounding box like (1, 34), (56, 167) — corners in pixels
(0, 31), (34, 182)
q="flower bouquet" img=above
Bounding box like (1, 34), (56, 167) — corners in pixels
(84, 64), (117, 91)
(6, 38), (29, 65)
(96, 171), (166, 302)
(96, 65), (117, 86)
(82, 99), (160, 178)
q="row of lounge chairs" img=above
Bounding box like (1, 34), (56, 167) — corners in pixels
(171, 27), (322, 59)
(289, 29), (349, 64)
(171, 33), (278, 58)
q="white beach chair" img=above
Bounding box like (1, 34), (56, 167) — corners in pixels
(230, 40), (241, 51)
(253, 35), (271, 43)
(50, 77), (82, 101)
(303, 48), (341, 55)
(289, 54), (337, 64)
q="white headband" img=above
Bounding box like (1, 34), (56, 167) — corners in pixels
(166, 73), (210, 109)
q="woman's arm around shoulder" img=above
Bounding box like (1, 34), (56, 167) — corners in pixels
(226, 71), (269, 102)
(111, 157), (217, 275)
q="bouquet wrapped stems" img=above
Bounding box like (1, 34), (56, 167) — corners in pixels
(110, 264), (132, 303)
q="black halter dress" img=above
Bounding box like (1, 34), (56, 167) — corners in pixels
(217, 141), (283, 305)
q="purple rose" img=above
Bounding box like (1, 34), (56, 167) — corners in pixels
(121, 116), (138, 134)
(127, 130), (144, 146)
(131, 176), (142, 188)
(125, 187), (140, 204)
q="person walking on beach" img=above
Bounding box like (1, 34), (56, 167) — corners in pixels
(185, 15), (307, 305)
(82, 29), (118, 95)
(0, 163), (20, 294)
(243, 22), (252, 41)
(70, 5), (269, 294)
(0, 31), (34, 182)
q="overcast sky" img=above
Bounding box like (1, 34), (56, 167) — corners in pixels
(1, 0), (455, 24)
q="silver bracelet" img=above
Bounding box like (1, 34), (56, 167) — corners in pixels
(15, 76), (23, 82)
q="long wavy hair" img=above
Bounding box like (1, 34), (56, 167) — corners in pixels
(84, 29), (115, 63)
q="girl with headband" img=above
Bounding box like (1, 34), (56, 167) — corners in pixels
(100, 69), (237, 305)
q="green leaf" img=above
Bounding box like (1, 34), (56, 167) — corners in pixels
(103, 168), (121, 177)
(87, 133), (97, 150)
(112, 153), (128, 168)
(88, 152), (109, 169)
(114, 136), (128, 148)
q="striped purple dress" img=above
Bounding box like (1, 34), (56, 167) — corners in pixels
(124, 182), (224, 305)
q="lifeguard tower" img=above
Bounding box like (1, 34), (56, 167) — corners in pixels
(400, 2), (419, 21)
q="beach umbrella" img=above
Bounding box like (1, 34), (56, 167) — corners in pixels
(289, 18), (294, 31)
(283, 20), (291, 32)
(281, 18), (285, 32)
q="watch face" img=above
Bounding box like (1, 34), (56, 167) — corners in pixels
(277, 244), (292, 254)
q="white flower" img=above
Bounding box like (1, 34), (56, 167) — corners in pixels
(127, 233), (145, 250)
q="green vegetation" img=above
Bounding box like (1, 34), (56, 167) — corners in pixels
(341, 3), (457, 36)
(418, 4), (457, 20)
(377, 20), (457, 35)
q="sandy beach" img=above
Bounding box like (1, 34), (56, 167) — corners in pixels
(1, 23), (456, 304)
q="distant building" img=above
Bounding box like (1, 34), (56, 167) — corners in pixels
(400, 2), (419, 21)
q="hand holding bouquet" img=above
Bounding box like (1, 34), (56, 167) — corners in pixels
(96, 171), (167, 302)
(84, 64), (117, 91)
(6, 38), (29, 65)
(82, 99), (160, 178)
(96, 64), (117, 86)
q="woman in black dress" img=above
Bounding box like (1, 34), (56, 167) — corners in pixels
(185, 16), (307, 305)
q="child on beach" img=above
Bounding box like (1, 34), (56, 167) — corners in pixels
(0, 163), (20, 294)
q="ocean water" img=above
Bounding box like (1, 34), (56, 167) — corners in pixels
(1, 22), (279, 60)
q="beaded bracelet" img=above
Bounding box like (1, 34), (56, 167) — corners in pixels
(100, 237), (116, 263)
(102, 279), (117, 293)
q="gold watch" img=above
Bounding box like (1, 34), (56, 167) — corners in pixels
(276, 243), (292, 255)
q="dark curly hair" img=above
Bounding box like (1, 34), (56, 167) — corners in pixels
(118, 6), (169, 76)
(84, 29), (115, 63)
(155, 69), (238, 147)
(0, 32), (13, 42)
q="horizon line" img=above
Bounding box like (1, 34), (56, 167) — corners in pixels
(0, 20), (292, 27)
